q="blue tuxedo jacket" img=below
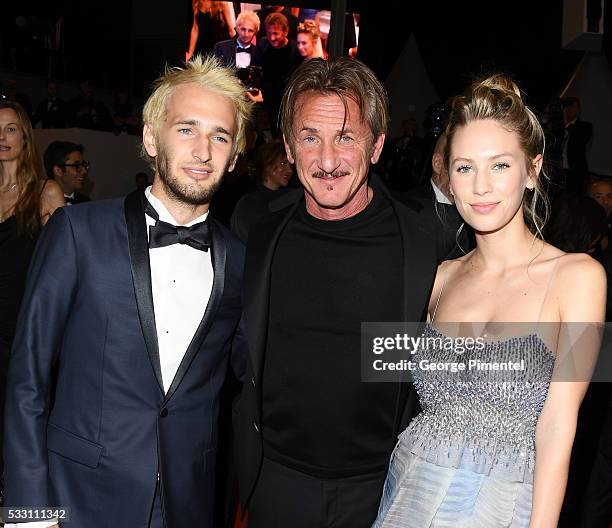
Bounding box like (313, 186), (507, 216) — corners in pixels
(4, 191), (246, 527)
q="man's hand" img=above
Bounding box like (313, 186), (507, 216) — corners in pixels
(245, 89), (263, 103)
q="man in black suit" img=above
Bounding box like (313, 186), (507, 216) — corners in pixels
(258, 12), (303, 136)
(562, 96), (593, 196)
(68, 79), (113, 131)
(43, 140), (92, 204)
(33, 80), (67, 129)
(234, 57), (439, 527)
(4, 55), (251, 528)
(388, 118), (427, 190)
(213, 11), (262, 69)
(409, 132), (473, 259)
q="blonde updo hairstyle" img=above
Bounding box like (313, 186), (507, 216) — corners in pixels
(444, 73), (549, 238)
(297, 19), (320, 40)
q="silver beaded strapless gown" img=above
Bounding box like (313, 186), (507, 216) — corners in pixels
(373, 324), (555, 528)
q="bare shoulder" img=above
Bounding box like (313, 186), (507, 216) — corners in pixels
(434, 254), (467, 289)
(436, 258), (457, 277)
(553, 251), (606, 323)
(39, 179), (65, 224)
(429, 253), (472, 316)
(556, 251), (606, 285)
(437, 249), (474, 276)
(40, 179), (64, 202)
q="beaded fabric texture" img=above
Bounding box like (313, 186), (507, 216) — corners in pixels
(373, 324), (555, 527)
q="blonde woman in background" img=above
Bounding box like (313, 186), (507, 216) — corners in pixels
(296, 19), (326, 60)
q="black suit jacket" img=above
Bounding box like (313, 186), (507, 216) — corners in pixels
(4, 191), (247, 527)
(408, 181), (473, 260)
(258, 37), (303, 100)
(33, 97), (68, 128)
(257, 36), (302, 69)
(234, 176), (439, 508)
(213, 38), (262, 68)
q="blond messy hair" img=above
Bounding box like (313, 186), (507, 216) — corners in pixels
(141, 54), (252, 169)
(236, 11), (260, 33)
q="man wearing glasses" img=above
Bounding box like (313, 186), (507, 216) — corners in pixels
(43, 140), (91, 204)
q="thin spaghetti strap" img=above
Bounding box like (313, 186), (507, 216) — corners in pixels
(535, 257), (562, 325)
(431, 264), (454, 322)
(39, 178), (50, 198)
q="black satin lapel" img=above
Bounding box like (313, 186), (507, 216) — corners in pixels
(163, 218), (226, 402)
(124, 191), (164, 392)
(243, 199), (301, 381)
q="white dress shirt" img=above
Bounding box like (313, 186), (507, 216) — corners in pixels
(5, 522), (58, 528)
(145, 186), (214, 392)
(431, 180), (452, 205)
(235, 43), (252, 69)
(6, 187), (213, 528)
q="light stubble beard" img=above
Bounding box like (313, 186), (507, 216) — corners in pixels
(156, 144), (225, 206)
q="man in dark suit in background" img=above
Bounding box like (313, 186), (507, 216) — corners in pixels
(213, 11), (262, 69)
(4, 55), (251, 528)
(33, 80), (67, 129)
(387, 118), (427, 190)
(562, 96), (592, 196)
(409, 132), (472, 259)
(234, 57), (439, 528)
(43, 140), (92, 204)
(258, 12), (303, 136)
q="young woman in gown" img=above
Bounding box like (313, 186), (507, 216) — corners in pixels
(373, 74), (606, 527)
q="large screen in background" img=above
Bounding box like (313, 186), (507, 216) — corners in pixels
(185, 2), (359, 62)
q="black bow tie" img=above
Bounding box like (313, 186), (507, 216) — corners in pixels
(236, 46), (250, 53)
(145, 200), (211, 252)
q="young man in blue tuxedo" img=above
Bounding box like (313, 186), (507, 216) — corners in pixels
(4, 55), (251, 528)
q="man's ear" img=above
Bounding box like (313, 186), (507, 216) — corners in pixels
(52, 165), (63, 179)
(432, 152), (443, 175)
(370, 133), (386, 164)
(283, 134), (295, 164)
(227, 153), (239, 173)
(143, 124), (158, 158)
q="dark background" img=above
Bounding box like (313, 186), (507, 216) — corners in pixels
(1, 1), (610, 106)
